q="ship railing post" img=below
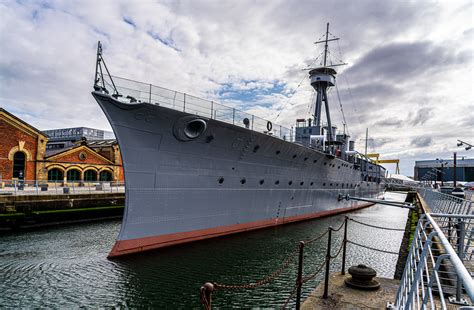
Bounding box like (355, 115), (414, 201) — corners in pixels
(183, 93), (186, 112)
(210, 101), (214, 119)
(323, 226), (333, 299)
(341, 216), (348, 275)
(296, 241), (305, 310)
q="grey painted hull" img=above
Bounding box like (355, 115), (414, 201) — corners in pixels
(92, 92), (384, 257)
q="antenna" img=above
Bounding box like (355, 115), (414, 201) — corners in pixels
(313, 23), (347, 68)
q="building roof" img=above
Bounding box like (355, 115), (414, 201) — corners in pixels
(0, 107), (48, 139)
(86, 139), (117, 146)
(415, 158), (474, 168)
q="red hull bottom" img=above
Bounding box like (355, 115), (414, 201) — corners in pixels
(108, 203), (374, 258)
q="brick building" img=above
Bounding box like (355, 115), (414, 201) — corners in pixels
(0, 108), (124, 183)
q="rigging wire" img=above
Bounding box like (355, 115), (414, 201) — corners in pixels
(274, 51), (323, 122)
(336, 39), (362, 127)
(335, 81), (350, 136)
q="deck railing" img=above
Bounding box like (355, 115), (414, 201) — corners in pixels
(102, 75), (295, 141)
(0, 180), (125, 196)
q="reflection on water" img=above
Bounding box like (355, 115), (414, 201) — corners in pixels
(0, 192), (408, 308)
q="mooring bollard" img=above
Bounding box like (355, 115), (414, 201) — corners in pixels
(200, 282), (214, 310)
(341, 216), (348, 275)
(323, 226), (333, 299)
(295, 241), (305, 310)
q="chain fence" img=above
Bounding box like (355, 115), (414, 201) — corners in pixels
(199, 214), (407, 309)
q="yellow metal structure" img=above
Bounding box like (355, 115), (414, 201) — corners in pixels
(367, 153), (400, 174)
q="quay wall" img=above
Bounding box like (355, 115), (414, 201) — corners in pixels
(0, 193), (124, 230)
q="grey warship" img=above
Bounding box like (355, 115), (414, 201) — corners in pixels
(92, 26), (386, 257)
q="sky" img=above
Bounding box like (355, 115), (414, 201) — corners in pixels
(0, 0), (473, 176)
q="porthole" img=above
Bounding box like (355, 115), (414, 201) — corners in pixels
(253, 145), (260, 153)
(218, 177), (224, 184)
(240, 178), (246, 185)
(288, 181), (293, 185)
(292, 154), (297, 159)
(276, 150), (281, 155)
(259, 179), (265, 185)
(300, 181), (304, 186)
(275, 180), (280, 185)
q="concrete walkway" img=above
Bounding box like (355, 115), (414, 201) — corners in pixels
(302, 273), (400, 309)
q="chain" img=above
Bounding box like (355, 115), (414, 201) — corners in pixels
(330, 240), (345, 259)
(213, 246), (299, 290)
(302, 259), (327, 283)
(347, 240), (399, 255)
(281, 284), (298, 309)
(331, 219), (346, 232)
(349, 218), (405, 231)
(304, 229), (329, 245)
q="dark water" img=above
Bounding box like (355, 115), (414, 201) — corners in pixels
(0, 192), (407, 308)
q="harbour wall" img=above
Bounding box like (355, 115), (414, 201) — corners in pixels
(0, 193), (124, 230)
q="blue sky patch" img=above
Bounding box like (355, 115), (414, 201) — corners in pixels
(147, 31), (181, 52)
(123, 16), (136, 28)
(217, 80), (285, 108)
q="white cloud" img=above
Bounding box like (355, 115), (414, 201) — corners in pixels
(0, 0), (472, 176)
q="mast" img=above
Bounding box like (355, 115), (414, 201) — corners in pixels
(309, 23), (342, 153)
(323, 23), (329, 66)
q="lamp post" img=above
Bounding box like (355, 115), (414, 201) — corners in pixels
(435, 159), (448, 187)
(457, 140), (473, 151)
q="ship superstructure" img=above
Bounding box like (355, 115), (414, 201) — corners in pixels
(92, 24), (386, 257)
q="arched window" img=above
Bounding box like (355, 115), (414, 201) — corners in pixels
(48, 168), (63, 181)
(13, 152), (26, 179)
(84, 170), (97, 181)
(67, 169), (81, 181)
(99, 170), (112, 181)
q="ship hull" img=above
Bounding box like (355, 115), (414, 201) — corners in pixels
(92, 92), (384, 258)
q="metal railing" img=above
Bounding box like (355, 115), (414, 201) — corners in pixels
(0, 180), (125, 196)
(417, 188), (472, 215)
(101, 75), (295, 141)
(393, 213), (474, 308)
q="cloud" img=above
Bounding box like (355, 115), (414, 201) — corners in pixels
(411, 136), (433, 148)
(0, 0), (472, 176)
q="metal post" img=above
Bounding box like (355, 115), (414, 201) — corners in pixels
(296, 241), (305, 309)
(454, 152), (457, 188)
(341, 217), (348, 275)
(149, 84), (152, 104)
(456, 219), (466, 302)
(323, 227), (333, 299)
(183, 93), (186, 112)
